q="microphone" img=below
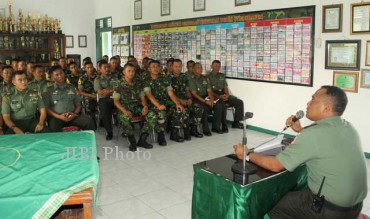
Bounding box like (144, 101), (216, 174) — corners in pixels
(283, 110), (304, 131)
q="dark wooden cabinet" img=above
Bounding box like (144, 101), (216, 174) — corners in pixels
(0, 33), (65, 66)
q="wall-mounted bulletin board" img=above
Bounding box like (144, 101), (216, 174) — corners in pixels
(133, 6), (315, 86)
(112, 26), (131, 64)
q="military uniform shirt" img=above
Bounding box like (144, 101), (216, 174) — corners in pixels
(2, 88), (45, 121)
(208, 72), (227, 95)
(112, 79), (144, 105)
(66, 73), (81, 88)
(277, 116), (367, 207)
(28, 79), (54, 94)
(78, 74), (96, 98)
(43, 83), (81, 114)
(94, 74), (119, 99)
(188, 75), (211, 98)
(143, 75), (173, 105)
(170, 73), (189, 100)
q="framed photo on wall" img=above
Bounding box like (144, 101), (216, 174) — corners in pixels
(78, 35), (87, 48)
(66, 35), (74, 48)
(134, 0), (142, 20)
(235, 0), (250, 7)
(322, 4), (342, 32)
(193, 0), (205, 12)
(365, 41), (370, 66)
(325, 40), (361, 70)
(161, 0), (170, 16)
(351, 2), (370, 34)
(333, 71), (359, 93)
(360, 69), (370, 88)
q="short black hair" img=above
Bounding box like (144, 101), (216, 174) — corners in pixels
(11, 70), (26, 80)
(173, 59), (182, 64)
(83, 57), (91, 62)
(68, 61), (77, 67)
(98, 59), (108, 67)
(33, 64), (44, 70)
(84, 61), (93, 66)
(212, 60), (221, 65)
(49, 65), (63, 76)
(51, 58), (59, 62)
(110, 57), (117, 61)
(187, 60), (195, 65)
(321, 85), (348, 116)
(2, 65), (12, 72)
(149, 60), (160, 66)
(123, 63), (135, 70)
(166, 58), (174, 65)
(103, 55), (109, 58)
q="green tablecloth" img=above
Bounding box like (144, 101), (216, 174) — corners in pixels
(0, 131), (99, 219)
(192, 164), (307, 219)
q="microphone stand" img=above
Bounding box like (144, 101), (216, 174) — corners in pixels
(231, 112), (257, 176)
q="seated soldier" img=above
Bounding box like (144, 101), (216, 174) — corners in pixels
(113, 63), (153, 151)
(109, 56), (122, 80)
(43, 65), (96, 132)
(143, 60), (186, 146)
(26, 61), (34, 81)
(78, 61), (97, 122)
(185, 60), (195, 78)
(209, 60), (244, 129)
(1, 65), (13, 94)
(28, 65), (54, 94)
(189, 62), (227, 135)
(1, 71), (49, 134)
(66, 62), (81, 88)
(94, 60), (119, 140)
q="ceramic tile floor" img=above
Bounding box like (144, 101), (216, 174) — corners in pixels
(92, 125), (370, 219)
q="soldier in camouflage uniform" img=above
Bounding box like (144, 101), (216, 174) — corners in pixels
(143, 60), (186, 145)
(109, 57), (122, 80)
(0, 66), (14, 134)
(66, 62), (81, 88)
(171, 59), (203, 140)
(185, 60), (195, 78)
(209, 60), (244, 130)
(2, 71), (49, 134)
(78, 61), (97, 123)
(113, 63), (153, 151)
(94, 60), (120, 140)
(43, 66), (96, 132)
(28, 65), (54, 94)
(189, 62), (227, 136)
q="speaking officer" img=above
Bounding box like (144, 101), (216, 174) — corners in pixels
(209, 60), (244, 130)
(2, 71), (49, 134)
(234, 86), (367, 219)
(43, 66), (96, 132)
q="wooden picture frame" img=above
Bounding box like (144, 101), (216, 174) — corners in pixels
(78, 35), (87, 48)
(235, 0), (250, 7)
(193, 0), (205, 12)
(360, 69), (370, 88)
(134, 0), (142, 20)
(365, 41), (370, 66)
(66, 35), (74, 48)
(351, 2), (370, 34)
(325, 40), (361, 70)
(322, 4), (342, 33)
(333, 71), (359, 93)
(161, 0), (170, 16)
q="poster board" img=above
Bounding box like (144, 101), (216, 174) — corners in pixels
(133, 6), (315, 86)
(112, 26), (131, 64)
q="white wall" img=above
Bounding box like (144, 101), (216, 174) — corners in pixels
(0, 0), (96, 67)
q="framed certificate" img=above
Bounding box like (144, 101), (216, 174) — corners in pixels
(322, 4), (342, 32)
(366, 41), (370, 66)
(235, 0), (251, 6)
(134, 0), (142, 20)
(333, 71), (359, 93)
(360, 69), (370, 88)
(78, 35), (87, 48)
(193, 0), (205, 12)
(66, 35), (74, 48)
(325, 40), (361, 70)
(161, 0), (170, 16)
(351, 2), (370, 34)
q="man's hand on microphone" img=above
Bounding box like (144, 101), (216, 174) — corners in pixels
(286, 115), (303, 133)
(233, 143), (250, 160)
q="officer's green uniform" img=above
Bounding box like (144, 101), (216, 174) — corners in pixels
(94, 74), (119, 134)
(1, 87), (50, 134)
(208, 71), (244, 124)
(0, 82), (13, 132)
(28, 79), (54, 94)
(189, 74), (226, 132)
(43, 83), (96, 132)
(270, 116), (367, 218)
(66, 73), (81, 88)
(112, 79), (151, 135)
(78, 74), (97, 120)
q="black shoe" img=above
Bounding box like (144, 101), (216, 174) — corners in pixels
(232, 122), (244, 129)
(137, 133), (153, 149)
(170, 129), (184, 142)
(184, 127), (191, 141)
(128, 135), (137, 152)
(222, 125), (229, 133)
(211, 128), (224, 134)
(190, 126), (203, 138)
(106, 132), (113, 140)
(157, 131), (167, 146)
(203, 131), (212, 136)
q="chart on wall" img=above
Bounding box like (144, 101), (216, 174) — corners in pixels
(112, 26), (131, 64)
(133, 6), (315, 86)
